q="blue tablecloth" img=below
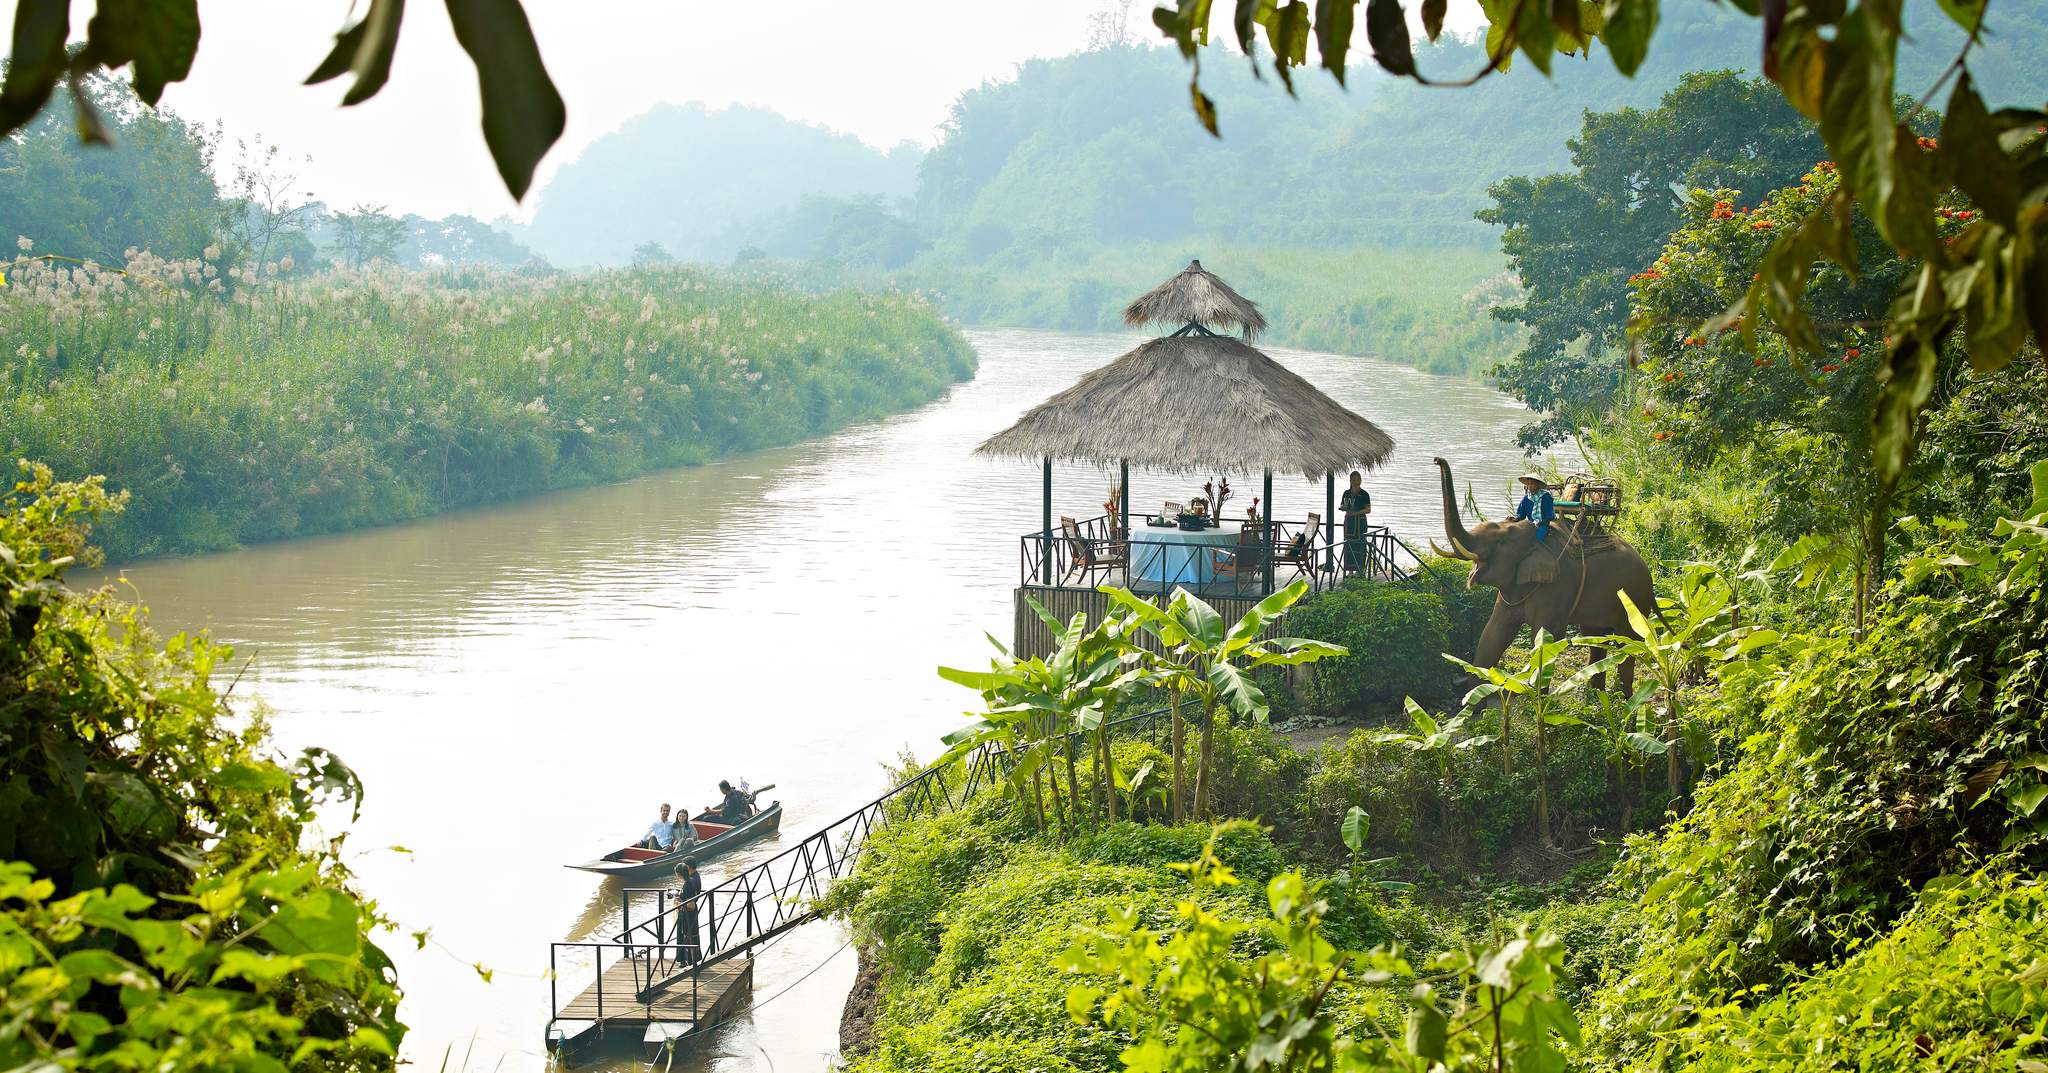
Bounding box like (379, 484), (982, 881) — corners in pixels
(1131, 523), (1244, 590)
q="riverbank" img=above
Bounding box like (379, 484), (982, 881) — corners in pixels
(94, 328), (1552, 1072)
(1, 259), (974, 560)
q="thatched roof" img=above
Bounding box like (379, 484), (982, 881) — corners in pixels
(977, 334), (1395, 479)
(1122, 260), (1267, 339)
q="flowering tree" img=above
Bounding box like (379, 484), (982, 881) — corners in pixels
(1627, 161), (1979, 620)
(1151, 0), (2048, 499)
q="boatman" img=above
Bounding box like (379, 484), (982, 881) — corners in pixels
(707, 780), (753, 824)
(1515, 474), (1556, 544)
(639, 803), (677, 850)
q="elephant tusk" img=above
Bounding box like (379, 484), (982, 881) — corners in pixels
(1451, 536), (1478, 560)
(1429, 539), (1468, 561)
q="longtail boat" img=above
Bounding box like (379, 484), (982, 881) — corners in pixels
(566, 801), (783, 881)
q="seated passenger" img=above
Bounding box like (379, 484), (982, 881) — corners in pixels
(639, 803), (676, 850)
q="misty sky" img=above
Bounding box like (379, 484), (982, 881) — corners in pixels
(2, 0), (1486, 221)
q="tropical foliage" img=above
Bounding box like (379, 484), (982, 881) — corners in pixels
(0, 254), (972, 558)
(0, 463), (402, 1070)
(1153, 0), (2048, 499)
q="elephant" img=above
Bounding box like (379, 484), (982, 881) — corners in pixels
(1429, 457), (1655, 693)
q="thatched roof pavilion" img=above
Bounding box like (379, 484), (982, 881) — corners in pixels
(984, 260), (1396, 594)
(980, 260), (1393, 480)
(1121, 259), (1268, 339)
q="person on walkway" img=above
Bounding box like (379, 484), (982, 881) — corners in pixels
(672, 858), (703, 965)
(707, 780), (752, 823)
(639, 803), (676, 850)
(1515, 474), (1556, 544)
(1340, 471), (1371, 573)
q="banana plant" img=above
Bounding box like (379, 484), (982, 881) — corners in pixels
(1372, 699), (1496, 855)
(937, 597), (1142, 836)
(1590, 564), (1747, 800)
(1451, 630), (1623, 847)
(1104, 579), (1343, 821)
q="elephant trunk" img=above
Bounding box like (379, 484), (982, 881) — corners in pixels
(1432, 457), (1477, 560)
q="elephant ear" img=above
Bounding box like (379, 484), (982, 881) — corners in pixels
(1515, 546), (1559, 586)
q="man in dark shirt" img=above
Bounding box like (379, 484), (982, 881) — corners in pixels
(672, 858), (703, 964)
(708, 780), (752, 823)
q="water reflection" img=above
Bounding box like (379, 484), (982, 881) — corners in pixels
(90, 328), (1562, 1072)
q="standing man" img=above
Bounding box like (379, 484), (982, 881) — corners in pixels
(1515, 474), (1556, 544)
(672, 858), (703, 965)
(1340, 470), (1371, 574)
(639, 803), (676, 850)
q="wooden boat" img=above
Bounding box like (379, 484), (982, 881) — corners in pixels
(566, 801), (783, 881)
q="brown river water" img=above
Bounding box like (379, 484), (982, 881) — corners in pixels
(91, 328), (1561, 1071)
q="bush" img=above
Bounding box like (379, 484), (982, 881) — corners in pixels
(1601, 869), (2048, 1073)
(1590, 498), (2048, 1059)
(1286, 579), (1461, 715)
(0, 463), (402, 1070)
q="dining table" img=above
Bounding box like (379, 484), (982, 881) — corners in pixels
(1129, 520), (1249, 592)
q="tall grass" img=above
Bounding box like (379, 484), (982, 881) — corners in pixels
(0, 253), (974, 559)
(879, 244), (1523, 378)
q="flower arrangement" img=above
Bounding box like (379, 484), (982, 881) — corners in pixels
(1246, 496), (1261, 523)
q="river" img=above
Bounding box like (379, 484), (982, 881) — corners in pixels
(94, 328), (1559, 1072)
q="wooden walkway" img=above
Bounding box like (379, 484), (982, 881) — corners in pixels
(555, 956), (751, 1048)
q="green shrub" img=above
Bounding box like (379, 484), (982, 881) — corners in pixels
(0, 463), (401, 1069)
(1591, 502), (2048, 1055)
(1287, 579), (1460, 715)
(1600, 869), (2048, 1073)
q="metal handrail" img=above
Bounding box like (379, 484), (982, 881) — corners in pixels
(548, 707), (1177, 1019)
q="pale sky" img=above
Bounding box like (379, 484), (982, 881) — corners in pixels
(4, 0), (1484, 221)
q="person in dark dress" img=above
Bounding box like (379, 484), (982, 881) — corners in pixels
(672, 858), (703, 964)
(1340, 471), (1371, 573)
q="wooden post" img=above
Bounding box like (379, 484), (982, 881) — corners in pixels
(1263, 469), (1274, 594)
(1326, 472), (1336, 579)
(1042, 457), (1054, 585)
(1120, 459), (1130, 541)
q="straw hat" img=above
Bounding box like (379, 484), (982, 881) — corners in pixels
(1518, 473), (1548, 488)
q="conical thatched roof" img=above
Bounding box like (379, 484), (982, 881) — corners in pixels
(977, 334), (1395, 479)
(1123, 260), (1267, 339)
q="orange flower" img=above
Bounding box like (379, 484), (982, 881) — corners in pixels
(1750, 218), (1775, 230)
(1916, 136), (1939, 151)
(1822, 363), (1840, 373)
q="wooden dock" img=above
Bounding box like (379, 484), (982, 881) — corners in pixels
(549, 956), (752, 1062)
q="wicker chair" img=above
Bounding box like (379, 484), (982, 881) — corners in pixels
(1212, 524), (1269, 592)
(1279, 513), (1321, 569)
(1061, 516), (1122, 585)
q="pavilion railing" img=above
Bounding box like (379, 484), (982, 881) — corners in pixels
(1018, 514), (1410, 595)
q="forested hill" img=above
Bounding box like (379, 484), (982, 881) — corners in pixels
(913, 2), (2043, 254)
(521, 103), (922, 266)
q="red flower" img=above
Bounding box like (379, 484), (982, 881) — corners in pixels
(1916, 136), (1939, 151)
(1822, 363), (1840, 373)
(1845, 347), (1860, 359)
(1753, 357), (1766, 367)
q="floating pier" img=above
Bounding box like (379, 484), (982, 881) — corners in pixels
(548, 956), (753, 1063)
